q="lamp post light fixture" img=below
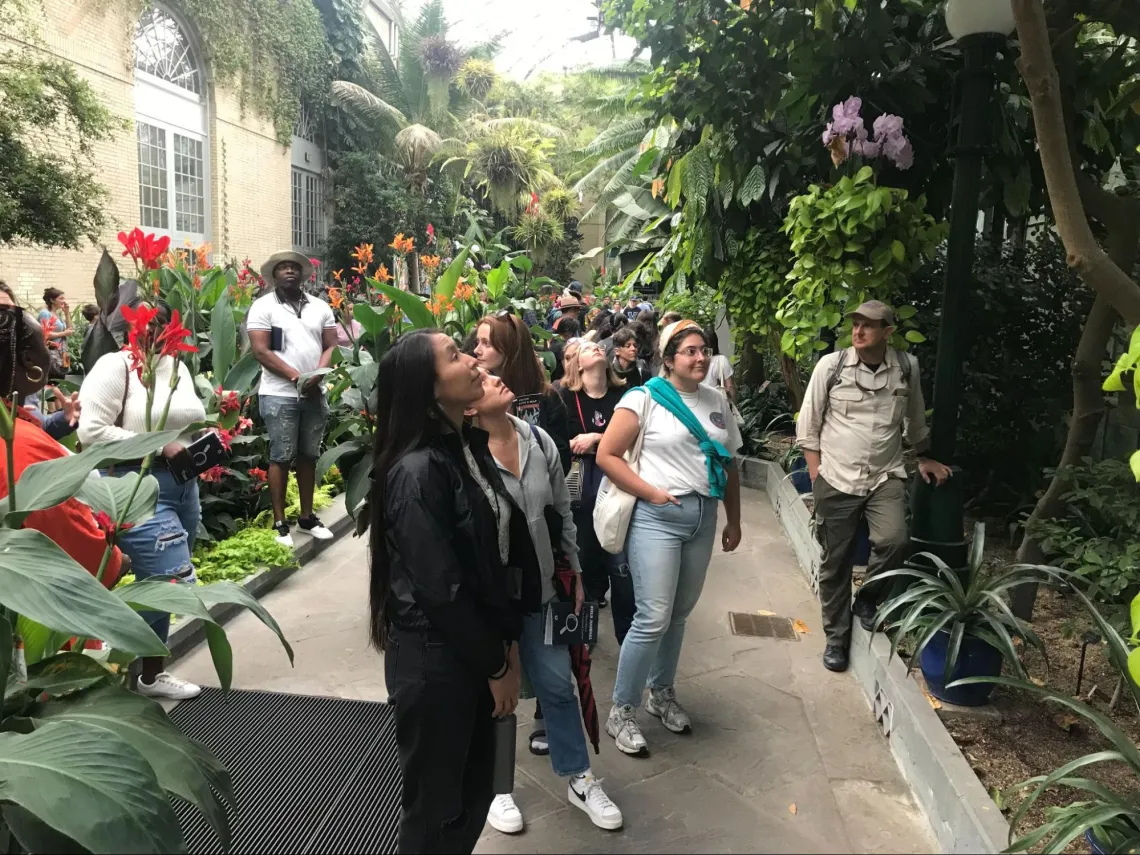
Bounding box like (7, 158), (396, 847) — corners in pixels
(908, 0), (1015, 569)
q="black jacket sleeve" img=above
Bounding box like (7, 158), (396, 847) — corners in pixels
(385, 488), (508, 678)
(542, 389), (572, 473)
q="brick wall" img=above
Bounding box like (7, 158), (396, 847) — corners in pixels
(0, 0), (292, 306)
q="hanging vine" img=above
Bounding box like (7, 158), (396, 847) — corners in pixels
(123, 0), (334, 143)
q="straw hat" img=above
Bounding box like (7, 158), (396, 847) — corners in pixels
(260, 250), (313, 284)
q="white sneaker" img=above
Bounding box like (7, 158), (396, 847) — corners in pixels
(487, 793), (524, 834)
(298, 515), (334, 540)
(646, 686), (692, 734)
(273, 521), (294, 547)
(606, 703), (648, 756)
(569, 772), (623, 830)
(137, 672), (202, 700)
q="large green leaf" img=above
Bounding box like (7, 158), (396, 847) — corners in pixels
(210, 292), (237, 385)
(0, 530), (167, 657)
(0, 720), (187, 854)
(76, 472), (160, 529)
(345, 456), (373, 519)
(315, 439), (367, 484)
(15, 616), (72, 667)
(223, 349), (262, 395)
(31, 685), (233, 850)
(435, 248), (471, 300)
(1, 613), (11, 697)
(196, 581), (294, 667)
(485, 260), (511, 300)
(374, 281), (434, 329)
(20, 653), (113, 699)
(348, 362), (379, 401)
(4, 429), (181, 527)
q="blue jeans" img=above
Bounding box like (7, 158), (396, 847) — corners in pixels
(612, 494), (718, 709)
(518, 612), (590, 778)
(260, 394), (328, 463)
(113, 468), (201, 644)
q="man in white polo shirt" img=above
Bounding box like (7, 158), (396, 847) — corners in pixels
(247, 251), (338, 546)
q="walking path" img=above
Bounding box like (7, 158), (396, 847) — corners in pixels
(173, 490), (936, 854)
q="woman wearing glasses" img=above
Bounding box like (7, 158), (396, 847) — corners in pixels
(558, 339), (634, 639)
(474, 312), (571, 473)
(596, 321), (743, 757)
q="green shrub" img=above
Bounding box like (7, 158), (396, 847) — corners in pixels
(193, 527), (299, 586)
(1025, 457), (1140, 604)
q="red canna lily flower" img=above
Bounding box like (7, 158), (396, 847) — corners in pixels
(120, 302), (159, 379)
(426, 223), (436, 245)
(249, 467), (268, 483)
(93, 510), (133, 543)
(154, 309), (198, 359)
(199, 465), (225, 483)
(117, 228), (171, 271)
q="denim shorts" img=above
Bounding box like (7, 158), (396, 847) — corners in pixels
(112, 468), (202, 645)
(260, 394), (327, 464)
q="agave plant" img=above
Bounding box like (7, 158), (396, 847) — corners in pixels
(954, 570), (1140, 853)
(869, 523), (1048, 682)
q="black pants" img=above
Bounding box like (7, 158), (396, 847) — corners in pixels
(386, 628), (495, 855)
(572, 503), (635, 645)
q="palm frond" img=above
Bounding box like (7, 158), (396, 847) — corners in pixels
(575, 60), (651, 82)
(580, 116), (652, 157)
(330, 80), (409, 129)
(359, 31), (410, 115)
(574, 148), (638, 196)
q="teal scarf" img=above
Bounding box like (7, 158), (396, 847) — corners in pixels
(644, 377), (732, 499)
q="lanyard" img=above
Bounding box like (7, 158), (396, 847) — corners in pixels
(574, 392), (587, 434)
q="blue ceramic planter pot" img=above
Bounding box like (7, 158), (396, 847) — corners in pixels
(919, 629), (1002, 707)
(788, 456), (812, 494)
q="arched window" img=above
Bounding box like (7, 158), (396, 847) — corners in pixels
(133, 6), (209, 246)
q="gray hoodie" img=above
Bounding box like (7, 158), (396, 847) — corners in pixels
(492, 414), (581, 606)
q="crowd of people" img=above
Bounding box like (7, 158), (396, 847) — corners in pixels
(371, 282), (745, 852)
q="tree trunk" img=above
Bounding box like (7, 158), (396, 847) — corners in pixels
(1011, 199), (1139, 616)
(1008, 0), (1140, 618)
(409, 251), (421, 296)
(779, 352), (806, 413)
(1012, 0), (1140, 324)
(736, 330), (766, 388)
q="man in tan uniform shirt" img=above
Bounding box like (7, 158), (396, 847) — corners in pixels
(796, 301), (952, 672)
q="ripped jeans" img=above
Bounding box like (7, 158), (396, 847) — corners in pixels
(111, 467), (201, 644)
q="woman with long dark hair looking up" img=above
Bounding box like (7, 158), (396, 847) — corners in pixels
(369, 329), (521, 855)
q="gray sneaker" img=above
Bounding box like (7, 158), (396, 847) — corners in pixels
(646, 686), (691, 734)
(606, 704), (648, 756)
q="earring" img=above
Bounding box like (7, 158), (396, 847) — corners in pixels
(25, 365), (43, 384)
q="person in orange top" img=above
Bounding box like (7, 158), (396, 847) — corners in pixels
(0, 298), (124, 588)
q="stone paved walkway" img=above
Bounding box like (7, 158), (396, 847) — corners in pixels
(173, 490), (936, 854)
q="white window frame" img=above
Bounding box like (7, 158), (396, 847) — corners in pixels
(291, 103), (327, 257)
(133, 6), (210, 247)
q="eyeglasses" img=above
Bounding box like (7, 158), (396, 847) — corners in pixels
(492, 309), (514, 319)
(677, 346), (714, 359)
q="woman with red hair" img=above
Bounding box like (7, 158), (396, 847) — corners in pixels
(474, 312), (571, 473)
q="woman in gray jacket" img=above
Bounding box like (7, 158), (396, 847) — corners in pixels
(468, 372), (624, 835)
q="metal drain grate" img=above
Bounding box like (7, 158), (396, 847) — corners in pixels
(728, 612), (799, 640)
(167, 687), (399, 854)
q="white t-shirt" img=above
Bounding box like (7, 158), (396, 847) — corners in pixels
(246, 291), (336, 398)
(700, 354), (734, 390)
(617, 384), (743, 498)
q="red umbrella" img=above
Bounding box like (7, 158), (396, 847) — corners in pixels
(545, 505), (600, 754)
(553, 558), (600, 754)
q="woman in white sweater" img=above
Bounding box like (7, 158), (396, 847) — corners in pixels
(78, 301), (207, 700)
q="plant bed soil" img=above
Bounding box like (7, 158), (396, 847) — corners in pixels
(943, 579), (1140, 853)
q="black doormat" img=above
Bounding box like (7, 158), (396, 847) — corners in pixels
(167, 687), (400, 854)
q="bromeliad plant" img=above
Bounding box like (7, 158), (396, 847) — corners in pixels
(954, 571), (1140, 853)
(869, 523), (1049, 683)
(0, 304), (293, 852)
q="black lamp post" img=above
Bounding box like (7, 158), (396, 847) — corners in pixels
(908, 0), (1015, 569)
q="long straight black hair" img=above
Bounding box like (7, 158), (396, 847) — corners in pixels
(368, 329), (451, 651)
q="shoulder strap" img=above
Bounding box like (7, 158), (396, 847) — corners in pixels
(114, 354), (130, 429)
(573, 392), (586, 434)
(818, 348), (851, 424)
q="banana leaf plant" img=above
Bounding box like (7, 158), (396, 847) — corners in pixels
(954, 569), (1140, 853)
(868, 523), (1049, 682)
(1, 294), (294, 853)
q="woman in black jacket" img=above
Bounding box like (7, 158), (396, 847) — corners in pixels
(369, 329), (522, 855)
(474, 313), (571, 473)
